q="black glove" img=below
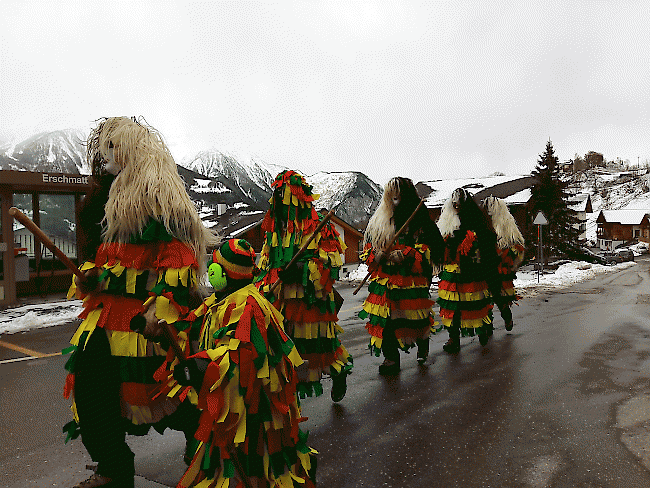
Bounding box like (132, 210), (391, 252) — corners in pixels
(129, 314), (146, 333)
(173, 358), (210, 389)
(279, 260), (305, 283)
(75, 268), (101, 294)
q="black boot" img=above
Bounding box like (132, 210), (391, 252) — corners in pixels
(416, 338), (429, 365)
(443, 338), (460, 354)
(380, 323), (400, 375)
(74, 473), (134, 488)
(502, 305), (513, 331)
(378, 359), (400, 375)
(443, 326), (460, 354)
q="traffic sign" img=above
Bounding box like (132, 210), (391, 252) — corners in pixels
(533, 211), (548, 225)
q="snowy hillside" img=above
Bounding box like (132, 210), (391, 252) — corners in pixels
(566, 168), (650, 244)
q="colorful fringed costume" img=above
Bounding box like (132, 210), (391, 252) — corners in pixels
(482, 195), (525, 330)
(254, 170), (352, 400)
(359, 241), (436, 354)
(176, 283), (317, 488)
(64, 117), (218, 488)
(65, 221), (201, 430)
(436, 188), (500, 352)
(358, 177), (444, 374)
(496, 244), (524, 304)
(437, 230), (494, 332)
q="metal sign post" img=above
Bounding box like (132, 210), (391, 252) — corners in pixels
(533, 211), (549, 283)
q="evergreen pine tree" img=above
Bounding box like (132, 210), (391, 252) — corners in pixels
(527, 140), (581, 260)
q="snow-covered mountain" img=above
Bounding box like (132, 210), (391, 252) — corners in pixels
(310, 171), (383, 228)
(0, 129), (89, 174)
(0, 130), (383, 231)
(181, 150), (275, 207)
(180, 150), (382, 228)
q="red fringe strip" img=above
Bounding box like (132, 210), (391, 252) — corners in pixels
(365, 323), (384, 339)
(79, 294), (145, 332)
(63, 373), (75, 399)
(121, 382), (159, 406)
(283, 301), (337, 322)
(438, 305), (493, 320)
(438, 280), (489, 293)
(96, 239), (198, 270)
(300, 345), (346, 370)
(362, 293), (432, 311)
(394, 324), (431, 341)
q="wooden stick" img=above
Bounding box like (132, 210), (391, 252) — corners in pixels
(9, 206), (86, 281)
(268, 207), (336, 296)
(353, 199), (425, 295)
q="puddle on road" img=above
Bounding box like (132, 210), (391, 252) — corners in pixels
(612, 334), (650, 471)
(524, 454), (563, 488)
(617, 394), (650, 470)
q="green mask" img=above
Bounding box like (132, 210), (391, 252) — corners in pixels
(208, 262), (227, 291)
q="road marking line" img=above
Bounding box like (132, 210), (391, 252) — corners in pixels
(0, 339), (60, 358)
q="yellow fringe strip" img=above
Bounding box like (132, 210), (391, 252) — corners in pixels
(71, 397), (79, 423)
(369, 276), (431, 290)
(442, 263), (460, 273)
(439, 316), (491, 329)
(361, 302), (432, 321)
(70, 308), (102, 349)
(437, 288), (490, 302)
(289, 321), (341, 340)
(369, 335), (383, 350)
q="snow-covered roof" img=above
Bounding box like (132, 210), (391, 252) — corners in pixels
(421, 174), (529, 207)
(599, 209), (649, 225)
(567, 193), (590, 212)
(503, 188), (531, 205)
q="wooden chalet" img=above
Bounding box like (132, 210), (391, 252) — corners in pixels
(567, 193), (593, 242)
(596, 209), (649, 250)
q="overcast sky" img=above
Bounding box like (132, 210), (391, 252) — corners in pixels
(1, 1), (649, 185)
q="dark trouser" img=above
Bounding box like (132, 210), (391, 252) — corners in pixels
(382, 320), (429, 363)
(447, 312), (461, 341)
(496, 299), (513, 324)
(381, 321), (400, 363)
(74, 329), (135, 480)
(489, 280), (512, 324)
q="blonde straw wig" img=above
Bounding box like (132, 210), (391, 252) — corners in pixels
(363, 177), (402, 251)
(482, 195), (524, 249)
(91, 117), (220, 268)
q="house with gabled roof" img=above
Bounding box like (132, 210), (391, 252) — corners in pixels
(596, 209), (649, 250)
(567, 193), (593, 242)
(416, 175), (537, 238)
(640, 214), (650, 244)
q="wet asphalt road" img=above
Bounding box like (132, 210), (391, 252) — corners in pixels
(4, 259), (650, 487)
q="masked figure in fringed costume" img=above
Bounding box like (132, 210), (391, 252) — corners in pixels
(481, 195), (525, 331)
(359, 177), (444, 375)
(436, 188), (500, 354)
(254, 170), (353, 402)
(171, 239), (317, 488)
(64, 117), (220, 488)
